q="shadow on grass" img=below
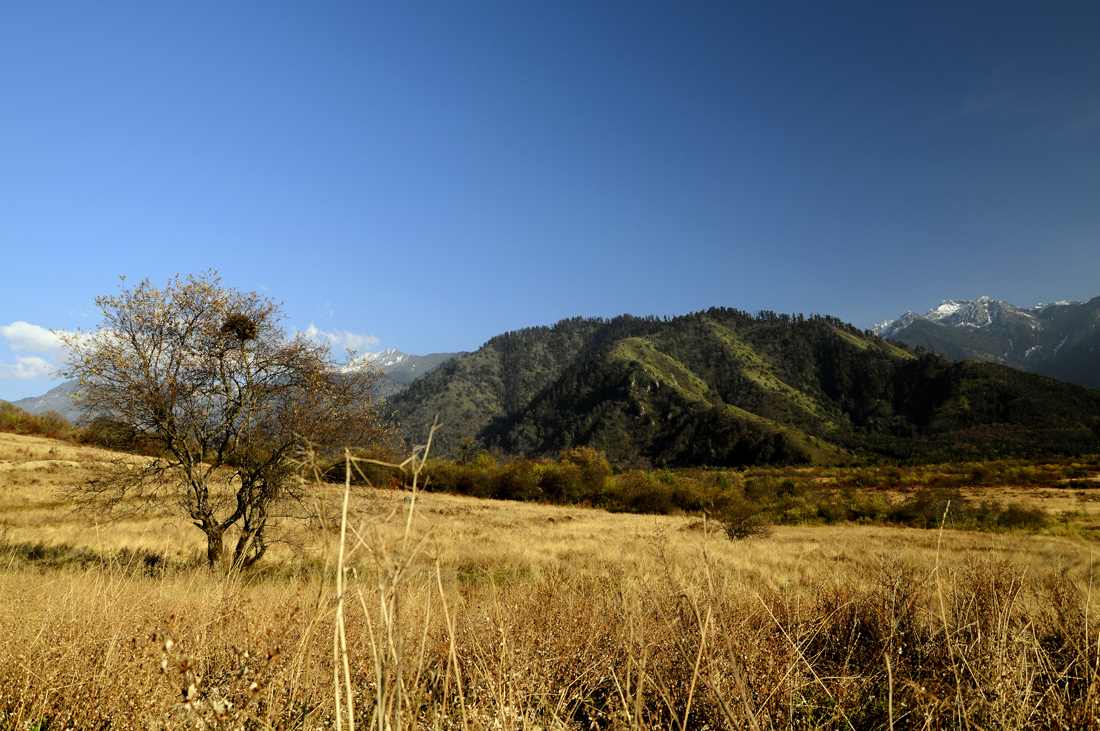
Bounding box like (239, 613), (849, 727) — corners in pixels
(0, 538), (183, 576)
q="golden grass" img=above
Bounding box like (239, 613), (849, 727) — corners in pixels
(1, 433), (1099, 729)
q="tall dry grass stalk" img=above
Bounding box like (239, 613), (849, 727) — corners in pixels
(327, 421), (444, 731)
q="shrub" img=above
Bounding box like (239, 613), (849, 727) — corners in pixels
(559, 446), (612, 503)
(492, 461), (543, 501)
(770, 495), (821, 525)
(420, 460), (493, 498)
(888, 489), (963, 528)
(32, 410), (70, 438)
(777, 478), (801, 497)
(843, 489), (889, 522)
(994, 503), (1048, 531)
(614, 471), (675, 514)
(472, 450), (497, 470)
(321, 446), (405, 487)
(82, 416), (144, 451)
(534, 462), (582, 503)
(973, 500), (1049, 532)
(715, 499), (773, 540)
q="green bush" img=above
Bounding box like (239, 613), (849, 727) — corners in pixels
(559, 446), (613, 504)
(320, 446), (405, 487)
(613, 471), (674, 514)
(379, 446), (1065, 536)
(534, 462), (582, 503)
(887, 489), (961, 528)
(82, 416), (143, 450)
(770, 495), (821, 525)
(421, 460), (493, 498)
(491, 461), (543, 501)
(973, 501), (1048, 532)
(843, 489), (889, 523)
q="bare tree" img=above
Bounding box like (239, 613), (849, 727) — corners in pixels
(59, 271), (396, 568)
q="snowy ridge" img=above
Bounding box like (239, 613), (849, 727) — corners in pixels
(870, 293), (1100, 390)
(343, 349), (466, 396)
(872, 311), (928, 338)
(353, 348), (412, 369)
(927, 300), (967, 321)
(1036, 300), (1083, 310)
(873, 296), (1040, 337)
(8, 379), (81, 421)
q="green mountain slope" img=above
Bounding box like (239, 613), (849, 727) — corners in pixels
(388, 309), (1100, 466)
(389, 316), (665, 455)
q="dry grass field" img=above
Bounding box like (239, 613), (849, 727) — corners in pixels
(1, 432), (1098, 729)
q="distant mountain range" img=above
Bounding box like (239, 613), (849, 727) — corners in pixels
(873, 295), (1100, 390)
(9, 380), (82, 421)
(388, 310), (1100, 466)
(349, 349), (465, 397)
(8, 349), (462, 421)
(10, 306), (1100, 468)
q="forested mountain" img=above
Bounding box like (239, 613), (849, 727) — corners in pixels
(388, 309), (1100, 467)
(874, 295), (1100, 390)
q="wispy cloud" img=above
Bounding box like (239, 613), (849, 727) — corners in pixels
(955, 89), (1018, 120)
(1048, 106), (1100, 139)
(0, 355), (56, 380)
(952, 83), (1100, 142)
(301, 323), (379, 353)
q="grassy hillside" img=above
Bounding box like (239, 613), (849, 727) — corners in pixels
(389, 309), (1100, 466)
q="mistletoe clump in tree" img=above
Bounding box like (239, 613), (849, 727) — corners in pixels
(60, 271), (396, 569)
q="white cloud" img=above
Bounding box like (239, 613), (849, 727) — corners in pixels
(0, 321), (67, 354)
(0, 354), (56, 380)
(301, 323), (379, 353)
(0, 322), (68, 381)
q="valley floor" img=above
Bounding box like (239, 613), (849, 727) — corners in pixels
(1, 433), (1098, 729)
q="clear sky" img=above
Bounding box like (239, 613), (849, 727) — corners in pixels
(2, 1), (1099, 401)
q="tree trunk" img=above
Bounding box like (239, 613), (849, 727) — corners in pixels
(205, 525), (226, 568)
(233, 530), (266, 569)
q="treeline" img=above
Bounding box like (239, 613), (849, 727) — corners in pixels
(6, 393), (1091, 536)
(346, 446), (1097, 534)
(14, 304), (1100, 473)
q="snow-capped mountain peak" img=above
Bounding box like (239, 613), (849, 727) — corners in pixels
(342, 349), (466, 394)
(884, 296), (1037, 332)
(927, 299), (967, 321)
(872, 311), (927, 338)
(870, 293), (1100, 390)
(355, 348), (411, 369)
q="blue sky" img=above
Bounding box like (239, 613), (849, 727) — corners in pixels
(2, 2), (1099, 401)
